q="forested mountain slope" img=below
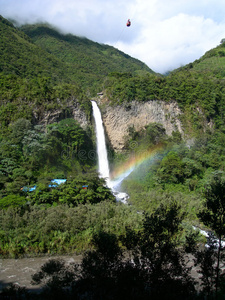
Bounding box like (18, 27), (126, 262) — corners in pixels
(0, 15), (87, 130)
(0, 15), (152, 102)
(21, 23), (152, 90)
(0, 15), (153, 129)
(175, 40), (225, 78)
(0, 17), (64, 79)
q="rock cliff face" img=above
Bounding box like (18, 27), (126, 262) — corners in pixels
(99, 99), (183, 151)
(33, 99), (90, 129)
(33, 97), (183, 152)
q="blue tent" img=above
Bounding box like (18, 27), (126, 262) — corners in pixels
(22, 179), (67, 191)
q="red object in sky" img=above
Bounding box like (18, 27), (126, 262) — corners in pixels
(126, 19), (131, 27)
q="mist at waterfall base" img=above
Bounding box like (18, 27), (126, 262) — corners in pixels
(110, 143), (164, 183)
(108, 143), (165, 199)
(91, 100), (164, 203)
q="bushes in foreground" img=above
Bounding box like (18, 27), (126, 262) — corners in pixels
(2, 199), (225, 299)
(0, 201), (142, 257)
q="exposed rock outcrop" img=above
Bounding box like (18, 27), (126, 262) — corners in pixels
(100, 100), (183, 151)
(33, 99), (90, 129)
(32, 96), (183, 152)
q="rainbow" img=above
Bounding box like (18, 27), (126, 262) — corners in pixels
(109, 143), (165, 188)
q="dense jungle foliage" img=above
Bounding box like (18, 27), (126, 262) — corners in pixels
(0, 117), (96, 198)
(2, 190), (225, 299)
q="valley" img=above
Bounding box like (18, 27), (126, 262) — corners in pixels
(1, 15), (225, 299)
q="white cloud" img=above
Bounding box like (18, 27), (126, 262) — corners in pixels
(1, 0), (225, 73)
(117, 12), (225, 73)
(112, 1), (225, 73)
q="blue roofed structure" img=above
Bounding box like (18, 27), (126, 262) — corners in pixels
(22, 179), (67, 192)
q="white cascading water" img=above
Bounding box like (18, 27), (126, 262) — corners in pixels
(91, 100), (129, 203)
(91, 101), (110, 182)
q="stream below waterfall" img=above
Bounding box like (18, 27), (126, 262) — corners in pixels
(0, 255), (83, 292)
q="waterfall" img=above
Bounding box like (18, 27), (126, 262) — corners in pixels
(91, 100), (129, 203)
(91, 101), (129, 204)
(91, 101), (110, 181)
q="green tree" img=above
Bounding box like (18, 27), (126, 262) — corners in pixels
(122, 201), (196, 299)
(9, 118), (32, 149)
(0, 194), (26, 209)
(31, 258), (79, 300)
(144, 123), (166, 145)
(47, 119), (92, 160)
(198, 171), (225, 298)
(195, 233), (219, 299)
(22, 125), (49, 166)
(156, 151), (185, 184)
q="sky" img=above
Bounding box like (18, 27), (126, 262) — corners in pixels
(1, 0), (225, 74)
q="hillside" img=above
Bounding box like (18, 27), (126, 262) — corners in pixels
(0, 15), (154, 131)
(21, 23), (153, 90)
(0, 16), (65, 83)
(103, 41), (225, 132)
(0, 15), (153, 99)
(174, 40), (225, 78)
(0, 15), (85, 128)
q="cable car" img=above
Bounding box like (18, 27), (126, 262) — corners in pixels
(126, 19), (131, 27)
